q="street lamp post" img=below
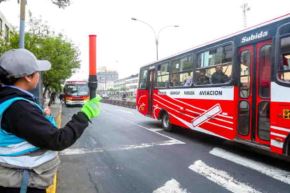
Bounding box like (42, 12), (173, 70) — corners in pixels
(19, 0), (26, 48)
(131, 17), (179, 60)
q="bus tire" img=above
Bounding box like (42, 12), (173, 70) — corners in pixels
(161, 113), (172, 132)
(283, 134), (290, 156)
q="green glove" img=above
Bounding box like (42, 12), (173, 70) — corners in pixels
(81, 95), (102, 120)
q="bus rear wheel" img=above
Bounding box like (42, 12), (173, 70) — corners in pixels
(284, 134), (290, 156)
(161, 113), (172, 132)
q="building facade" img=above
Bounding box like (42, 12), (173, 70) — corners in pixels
(112, 74), (139, 100)
(96, 67), (119, 98)
(124, 74), (139, 97)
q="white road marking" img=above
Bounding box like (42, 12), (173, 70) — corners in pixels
(135, 124), (185, 145)
(210, 147), (290, 185)
(189, 160), (262, 193)
(87, 105), (186, 157)
(61, 139), (183, 156)
(114, 109), (133, 114)
(153, 179), (189, 193)
(104, 105), (186, 145)
(147, 128), (163, 132)
(61, 147), (103, 155)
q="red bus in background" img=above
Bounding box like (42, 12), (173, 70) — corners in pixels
(136, 14), (290, 158)
(63, 80), (89, 106)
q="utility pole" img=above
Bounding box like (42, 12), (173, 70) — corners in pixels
(241, 2), (250, 28)
(104, 66), (107, 92)
(19, 0), (26, 48)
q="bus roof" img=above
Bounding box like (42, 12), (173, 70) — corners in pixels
(142, 13), (290, 67)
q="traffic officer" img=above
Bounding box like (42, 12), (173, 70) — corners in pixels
(0, 48), (101, 193)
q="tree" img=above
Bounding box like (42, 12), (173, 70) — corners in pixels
(40, 35), (80, 94)
(0, 15), (80, 95)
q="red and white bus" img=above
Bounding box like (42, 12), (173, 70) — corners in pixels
(63, 80), (89, 106)
(136, 14), (290, 157)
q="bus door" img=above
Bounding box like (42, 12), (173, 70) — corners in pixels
(238, 40), (272, 146)
(147, 68), (155, 115)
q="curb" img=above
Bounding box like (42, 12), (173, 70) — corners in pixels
(101, 99), (136, 109)
(46, 104), (62, 193)
(46, 175), (57, 193)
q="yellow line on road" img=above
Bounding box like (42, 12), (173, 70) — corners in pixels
(46, 105), (62, 193)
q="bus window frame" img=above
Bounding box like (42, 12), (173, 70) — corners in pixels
(276, 22), (290, 86)
(258, 44), (272, 99)
(277, 35), (290, 84)
(138, 67), (149, 90)
(169, 53), (194, 89)
(239, 49), (251, 99)
(155, 61), (170, 89)
(194, 41), (234, 87)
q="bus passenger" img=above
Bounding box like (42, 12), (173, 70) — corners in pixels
(211, 64), (229, 84)
(196, 69), (209, 85)
(170, 74), (179, 87)
(183, 74), (193, 87)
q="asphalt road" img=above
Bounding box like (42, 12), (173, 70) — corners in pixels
(57, 103), (290, 193)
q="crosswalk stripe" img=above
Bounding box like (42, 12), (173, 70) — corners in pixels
(153, 179), (188, 193)
(189, 160), (262, 193)
(210, 147), (290, 185)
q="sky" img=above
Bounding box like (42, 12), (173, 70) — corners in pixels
(1, 0), (290, 79)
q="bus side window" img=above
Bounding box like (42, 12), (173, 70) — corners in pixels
(195, 68), (210, 85)
(156, 63), (169, 88)
(283, 54), (289, 69)
(196, 44), (232, 85)
(259, 45), (271, 98)
(139, 69), (148, 89)
(278, 36), (290, 82)
(240, 50), (250, 98)
(170, 55), (193, 87)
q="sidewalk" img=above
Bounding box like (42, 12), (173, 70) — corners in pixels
(44, 98), (62, 127)
(44, 98), (62, 193)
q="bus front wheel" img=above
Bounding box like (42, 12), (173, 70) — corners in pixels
(161, 113), (172, 132)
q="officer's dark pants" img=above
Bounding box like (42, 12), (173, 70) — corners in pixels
(0, 186), (45, 193)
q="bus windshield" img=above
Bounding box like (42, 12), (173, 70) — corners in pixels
(65, 84), (89, 96)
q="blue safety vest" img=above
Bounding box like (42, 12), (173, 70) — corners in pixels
(0, 97), (58, 168)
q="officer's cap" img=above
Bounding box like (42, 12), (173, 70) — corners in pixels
(0, 48), (51, 78)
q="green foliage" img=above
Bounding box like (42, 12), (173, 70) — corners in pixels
(0, 15), (80, 92)
(40, 35), (80, 92)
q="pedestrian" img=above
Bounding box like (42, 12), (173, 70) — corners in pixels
(58, 93), (64, 103)
(0, 48), (101, 193)
(48, 91), (56, 106)
(122, 93), (127, 101)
